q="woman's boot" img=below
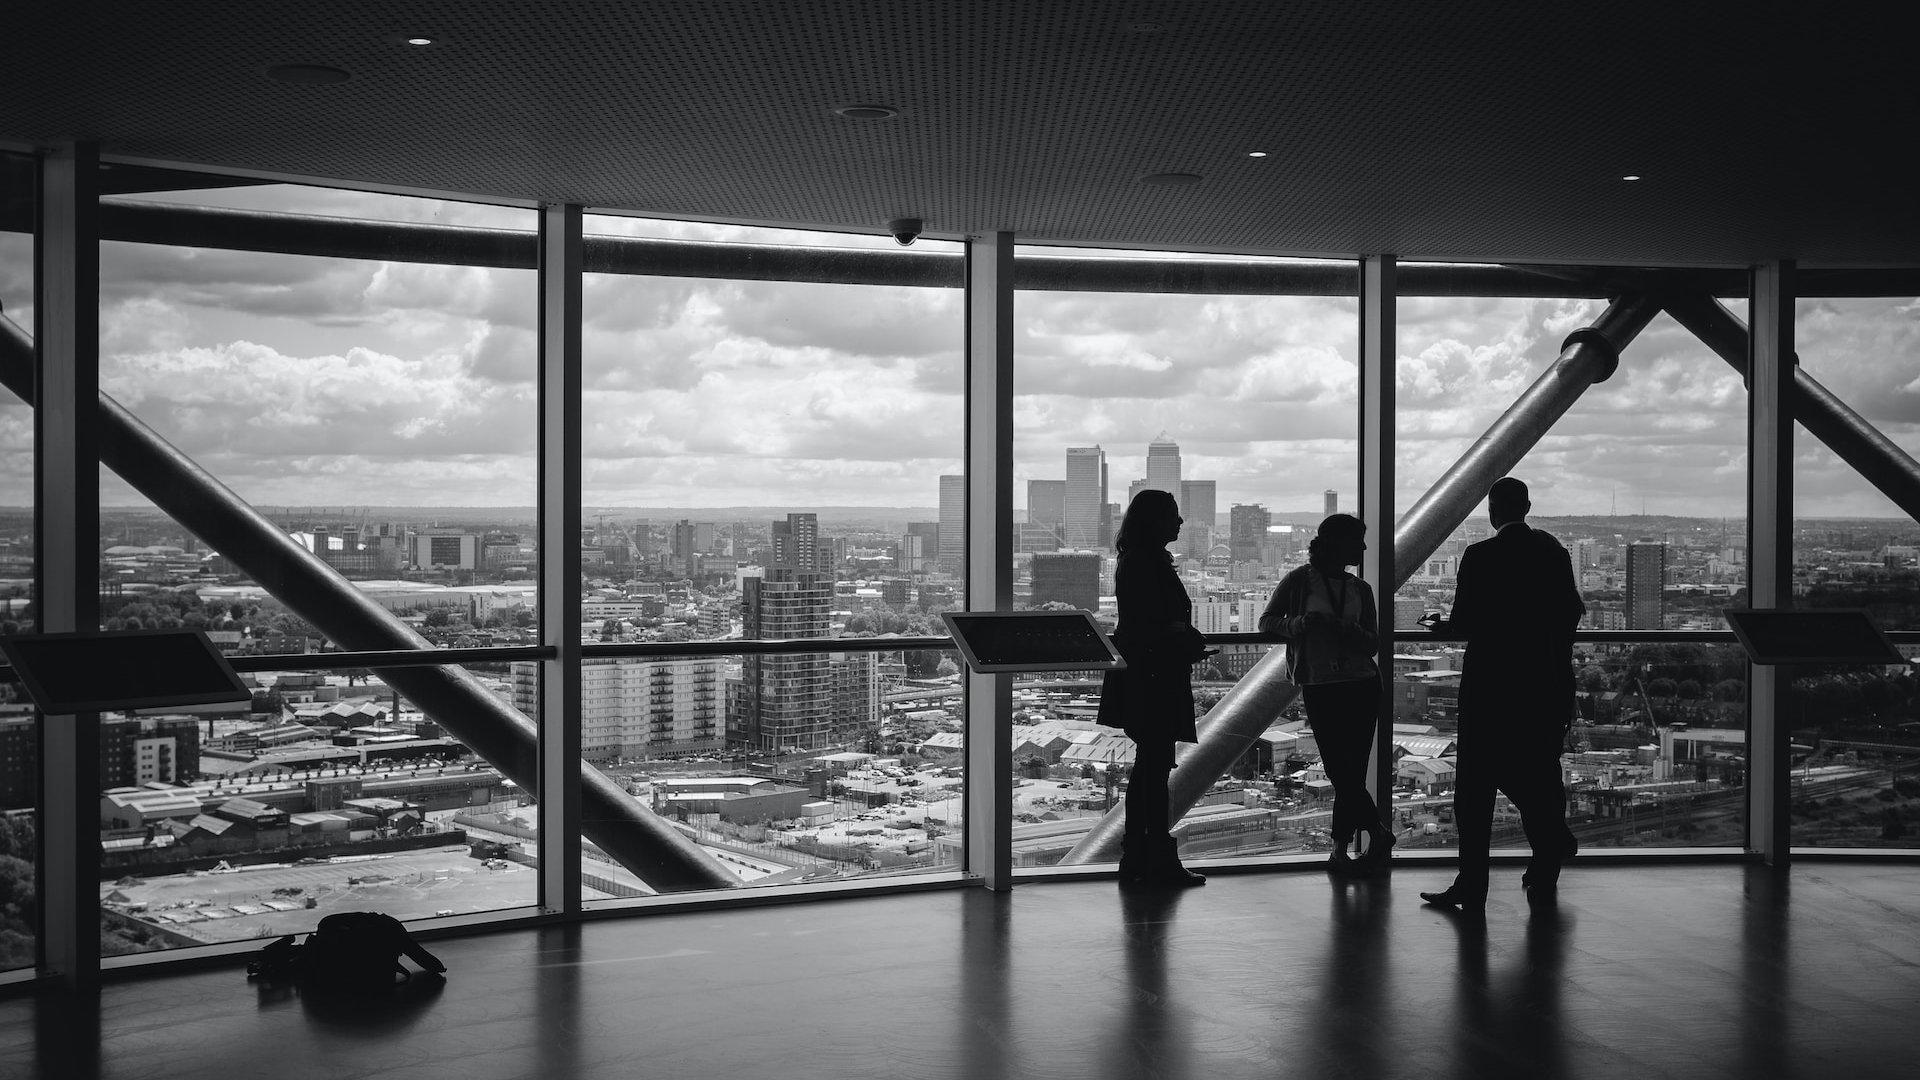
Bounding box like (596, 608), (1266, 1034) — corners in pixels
(1152, 835), (1206, 887)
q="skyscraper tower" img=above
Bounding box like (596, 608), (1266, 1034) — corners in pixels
(1179, 479), (1216, 556)
(1065, 447), (1106, 550)
(1626, 542), (1666, 629)
(740, 566), (834, 752)
(1323, 489), (1338, 517)
(1146, 434), (1182, 500)
(938, 474), (965, 575)
(771, 512), (826, 572)
(1230, 503), (1271, 563)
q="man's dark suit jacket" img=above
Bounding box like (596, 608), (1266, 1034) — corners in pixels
(1449, 522), (1586, 742)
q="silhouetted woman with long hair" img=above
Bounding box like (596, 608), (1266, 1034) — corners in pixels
(1259, 513), (1393, 874)
(1097, 489), (1208, 887)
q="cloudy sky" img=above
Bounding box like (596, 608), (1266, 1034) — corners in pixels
(1, 180), (1917, 521)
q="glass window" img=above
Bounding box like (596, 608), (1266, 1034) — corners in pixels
(574, 646), (965, 901)
(96, 172), (539, 656)
(579, 214), (965, 891)
(98, 664), (537, 957)
(1013, 247), (1359, 864)
(0, 149), (37, 972)
(1791, 295), (1920, 848)
(1395, 270), (1749, 853)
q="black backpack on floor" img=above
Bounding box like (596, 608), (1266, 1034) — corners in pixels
(247, 911), (446, 992)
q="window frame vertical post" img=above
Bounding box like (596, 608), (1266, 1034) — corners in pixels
(1747, 261), (1793, 865)
(1358, 255), (1397, 847)
(537, 203), (583, 914)
(964, 233), (1014, 890)
(34, 143), (100, 991)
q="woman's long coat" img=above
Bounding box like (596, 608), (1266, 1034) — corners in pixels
(1096, 548), (1200, 744)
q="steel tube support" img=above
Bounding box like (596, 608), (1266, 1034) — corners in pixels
(1391, 293), (1662, 588)
(0, 316), (736, 893)
(1663, 293), (1920, 524)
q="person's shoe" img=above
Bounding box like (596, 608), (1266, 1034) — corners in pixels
(1360, 829), (1397, 872)
(1419, 885), (1486, 911)
(1327, 849), (1365, 876)
(1150, 836), (1207, 887)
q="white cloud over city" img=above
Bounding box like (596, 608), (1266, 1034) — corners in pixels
(2, 183), (1917, 520)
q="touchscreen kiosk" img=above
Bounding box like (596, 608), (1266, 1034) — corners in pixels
(1723, 608), (1907, 666)
(940, 611), (1124, 674)
(0, 629), (252, 714)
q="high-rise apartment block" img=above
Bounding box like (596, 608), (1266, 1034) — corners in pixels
(938, 474), (966, 574)
(1064, 447), (1107, 549)
(514, 657), (722, 760)
(1626, 542), (1667, 629)
(738, 567), (835, 752)
(772, 512), (832, 573)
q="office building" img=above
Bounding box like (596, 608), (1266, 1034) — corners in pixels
(1627, 542), (1667, 630)
(1145, 434), (1181, 498)
(1323, 489), (1338, 517)
(1064, 447), (1106, 550)
(407, 532), (478, 571)
(1029, 552), (1101, 611)
(1179, 479), (1216, 556)
(938, 474), (965, 575)
(1230, 504), (1272, 564)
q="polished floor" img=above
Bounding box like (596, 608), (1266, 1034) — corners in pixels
(8, 862), (1920, 1080)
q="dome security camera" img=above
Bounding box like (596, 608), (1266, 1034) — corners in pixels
(888, 217), (923, 246)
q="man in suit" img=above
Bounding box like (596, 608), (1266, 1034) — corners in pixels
(1421, 477), (1585, 910)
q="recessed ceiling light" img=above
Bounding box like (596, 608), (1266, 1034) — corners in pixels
(406, 36), (434, 46)
(1247, 151), (1269, 158)
(265, 64), (352, 85)
(835, 105), (899, 120)
(1622, 174), (1642, 181)
(1140, 172), (1203, 186)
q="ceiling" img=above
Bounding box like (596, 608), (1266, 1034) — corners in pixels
(5, 1), (1918, 267)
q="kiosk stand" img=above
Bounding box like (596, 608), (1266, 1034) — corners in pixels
(1723, 608), (1908, 666)
(0, 630), (251, 992)
(938, 610), (1124, 674)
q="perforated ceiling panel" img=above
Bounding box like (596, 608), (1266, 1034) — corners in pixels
(5, 1), (1918, 265)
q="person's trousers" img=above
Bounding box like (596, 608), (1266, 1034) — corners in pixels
(1302, 678), (1383, 845)
(1124, 737), (1174, 842)
(1452, 727), (1575, 896)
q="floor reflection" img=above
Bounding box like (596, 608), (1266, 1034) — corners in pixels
(1103, 886), (1192, 1080)
(1445, 896), (1570, 1080)
(1303, 874), (1394, 1078)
